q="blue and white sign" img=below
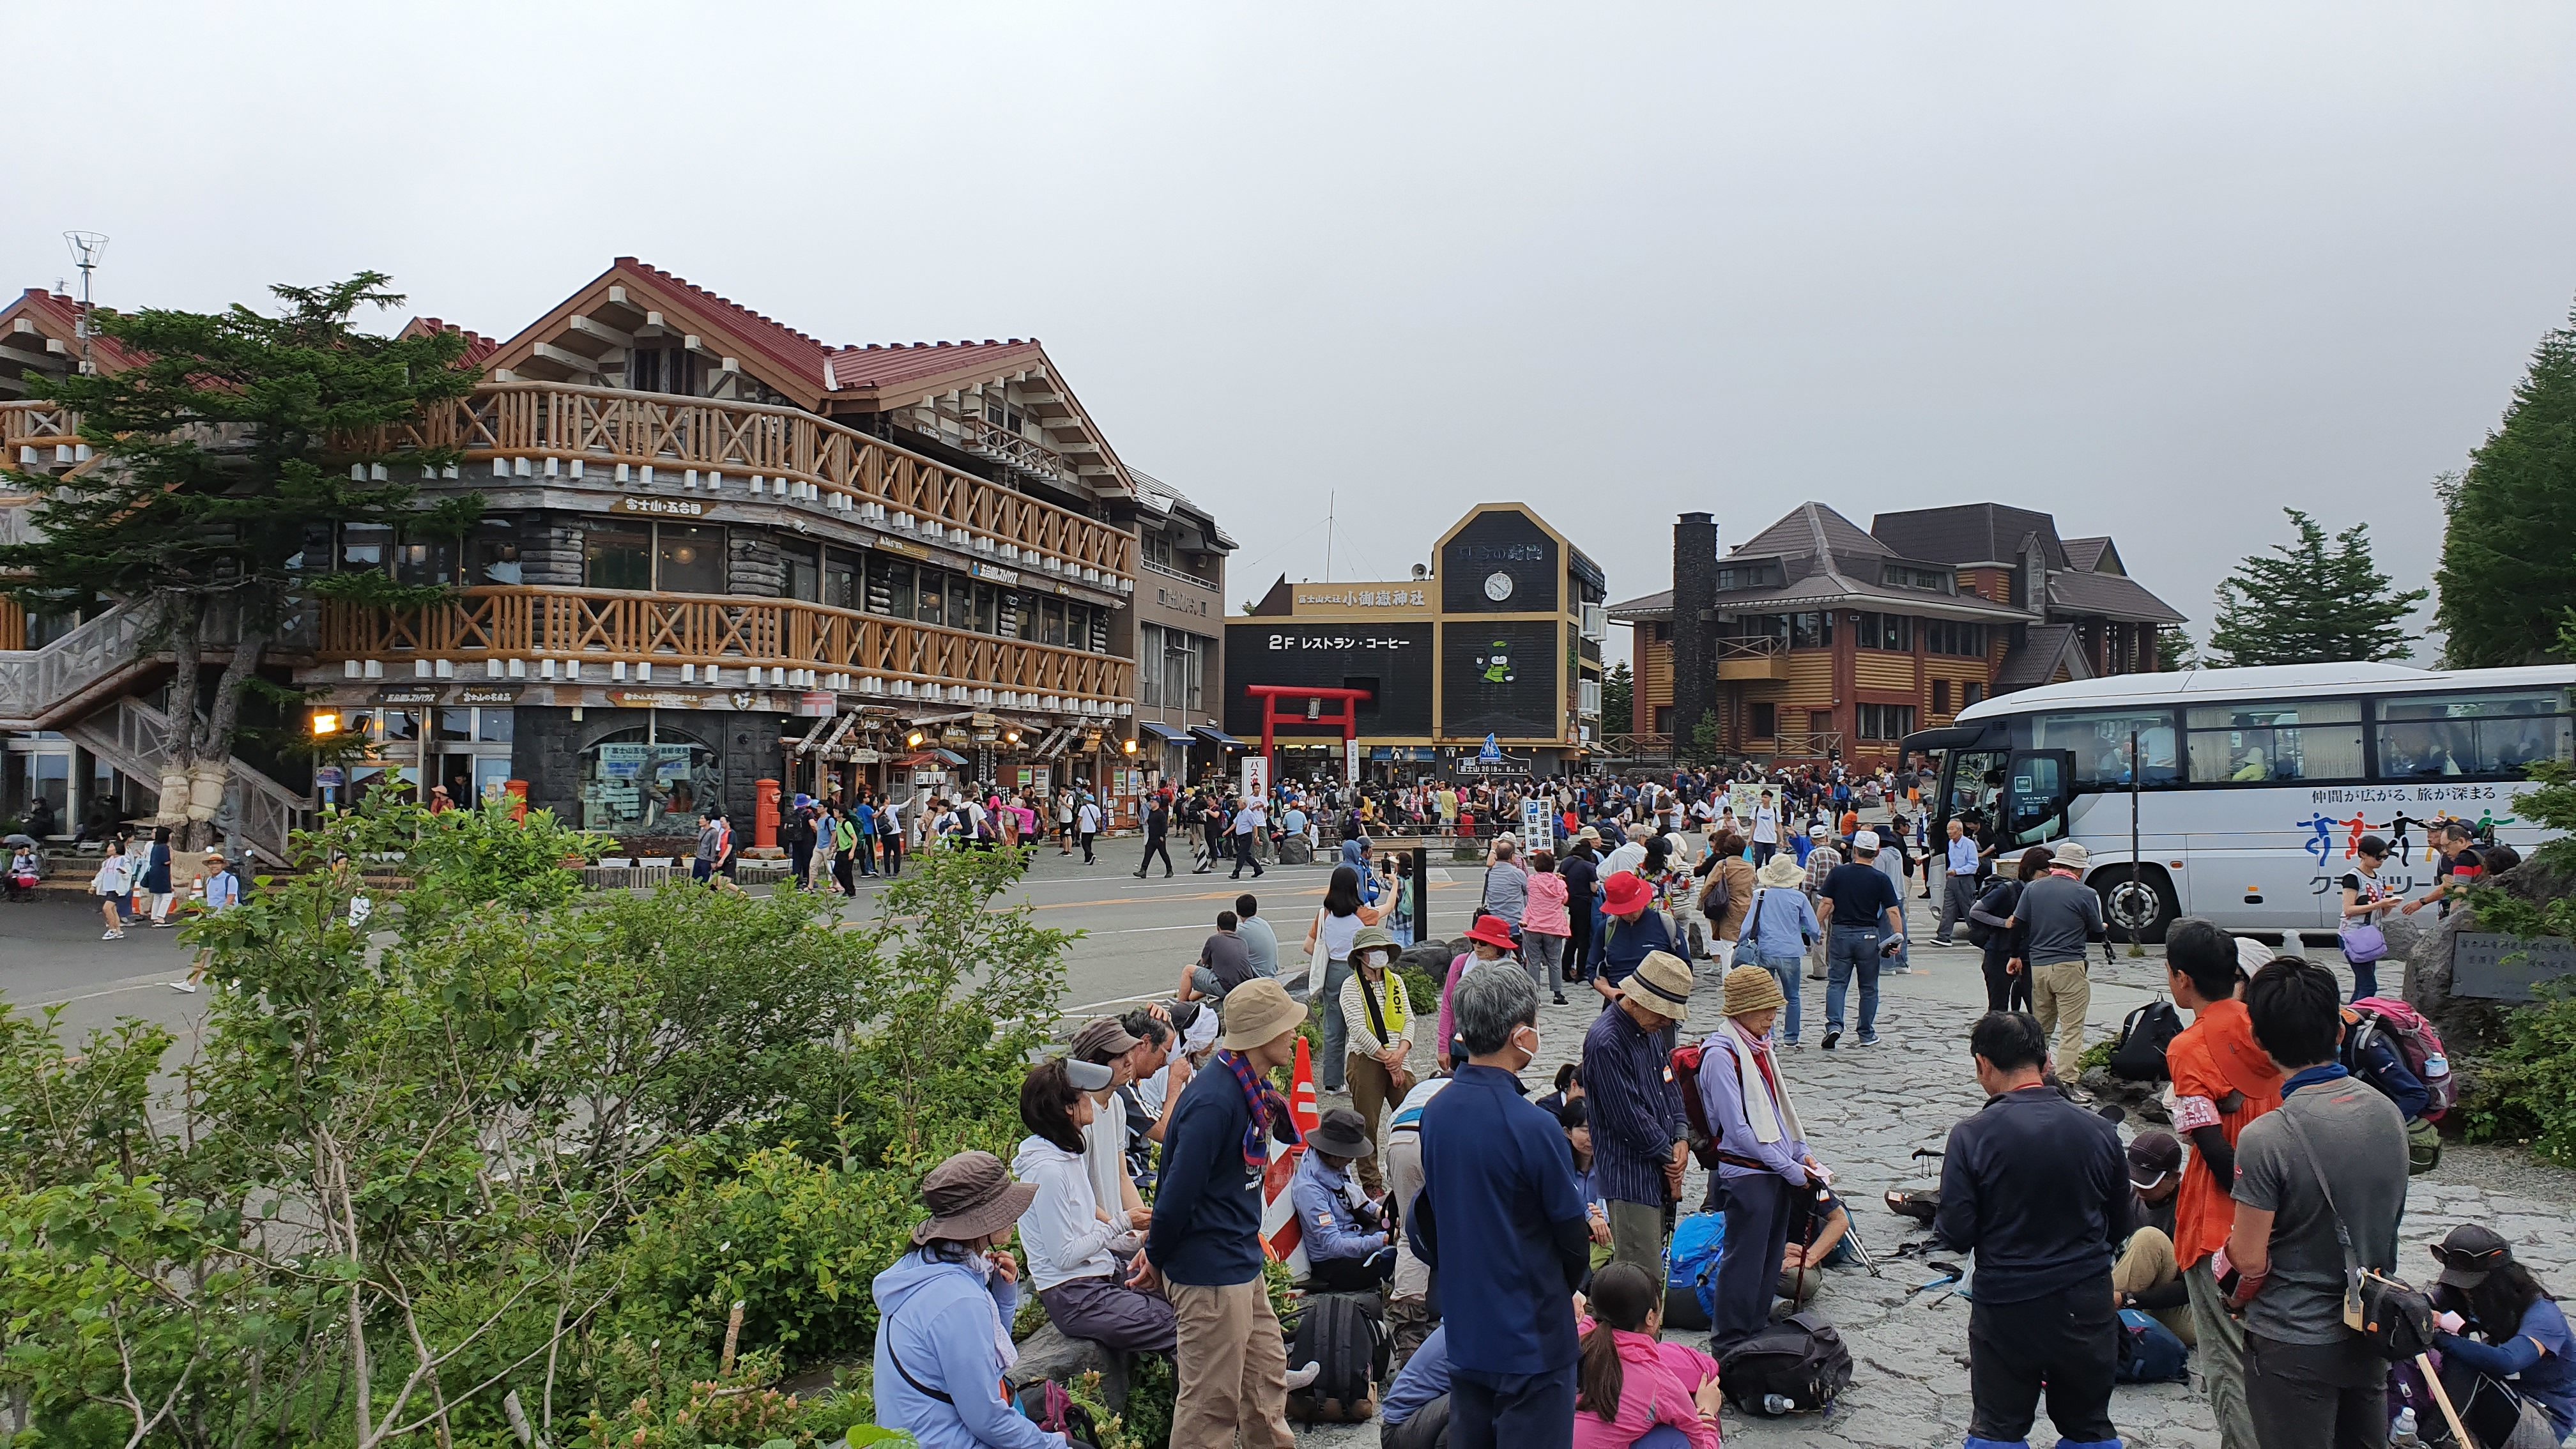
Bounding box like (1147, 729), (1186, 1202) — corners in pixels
(1480, 732), (1504, 763)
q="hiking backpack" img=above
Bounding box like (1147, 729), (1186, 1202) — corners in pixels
(2108, 1000), (2186, 1082)
(1010, 1381), (1101, 1446)
(1669, 1043), (1726, 1170)
(1284, 1292), (1387, 1424)
(2350, 996), (2457, 1121)
(1661, 1211), (1728, 1331)
(1718, 1310), (1853, 1416)
(2113, 1309), (2191, 1383)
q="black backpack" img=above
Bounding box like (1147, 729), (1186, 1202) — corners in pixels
(2108, 1001), (2185, 1082)
(1284, 1292), (1387, 1424)
(1718, 1310), (1853, 1416)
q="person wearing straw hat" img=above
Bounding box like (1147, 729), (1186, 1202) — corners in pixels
(1696, 964), (1825, 1350)
(1740, 851), (1823, 1046)
(1581, 949), (1694, 1274)
(870, 1149), (1064, 1448)
(1132, 977), (1308, 1448)
(1292, 1107), (1397, 1292)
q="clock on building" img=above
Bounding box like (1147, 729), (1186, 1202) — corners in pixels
(1483, 571), (1515, 602)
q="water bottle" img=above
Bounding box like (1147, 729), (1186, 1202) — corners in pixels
(2392, 1407), (2420, 1447)
(2424, 1053), (2450, 1082)
(1763, 1394), (1797, 1415)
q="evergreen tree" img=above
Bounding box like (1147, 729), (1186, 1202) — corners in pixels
(2206, 508), (2426, 667)
(1601, 659), (1634, 732)
(2437, 303), (2576, 666)
(2155, 625), (2201, 671)
(0, 274), (480, 846)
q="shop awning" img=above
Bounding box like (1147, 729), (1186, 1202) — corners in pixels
(1137, 720), (1191, 744)
(1192, 725), (1247, 750)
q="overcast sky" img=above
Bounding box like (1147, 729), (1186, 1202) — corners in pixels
(8, 3), (2573, 665)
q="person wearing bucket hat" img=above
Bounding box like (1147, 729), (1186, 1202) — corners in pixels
(1438, 914), (1524, 1071)
(1291, 1107), (1398, 1292)
(1133, 976), (1305, 1448)
(870, 1150), (1062, 1448)
(1591, 869), (1685, 1009)
(1695, 965), (1825, 1349)
(1337, 925), (1413, 1195)
(1736, 851), (1823, 1046)
(2426, 1224), (2576, 1448)
(1583, 949), (1695, 1273)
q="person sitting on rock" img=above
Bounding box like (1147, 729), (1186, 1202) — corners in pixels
(2110, 1129), (2195, 1344)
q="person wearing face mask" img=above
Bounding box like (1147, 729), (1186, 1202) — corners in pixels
(1409, 967), (1591, 1449)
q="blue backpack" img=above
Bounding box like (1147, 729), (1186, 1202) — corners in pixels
(2114, 1308), (2189, 1383)
(1661, 1211), (1728, 1331)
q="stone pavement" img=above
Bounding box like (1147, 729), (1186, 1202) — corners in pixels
(1297, 883), (2576, 1448)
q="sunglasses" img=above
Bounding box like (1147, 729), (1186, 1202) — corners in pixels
(2432, 1243), (2505, 1271)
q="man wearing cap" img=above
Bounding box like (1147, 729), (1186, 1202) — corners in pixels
(2112, 1130), (2196, 1345)
(1800, 823), (1842, 982)
(1071, 1018), (1152, 1235)
(2011, 841), (2106, 1084)
(1581, 949), (1694, 1273)
(1291, 1107), (1397, 1292)
(1412, 967), (1590, 1448)
(1591, 870), (1684, 1008)
(1132, 977), (1307, 1448)
(1814, 829), (1903, 1050)
(1698, 963), (1825, 1348)
(871, 1150), (1063, 1448)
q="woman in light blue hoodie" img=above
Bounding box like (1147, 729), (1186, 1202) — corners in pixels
(871, 1150), (1066, 1449)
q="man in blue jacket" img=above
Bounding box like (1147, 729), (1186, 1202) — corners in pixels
(1411, 967), (1590, 1449)
(1131, 977), (1307, 1449)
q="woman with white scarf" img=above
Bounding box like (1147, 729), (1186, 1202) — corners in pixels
(1696, 964), (1832, 1350)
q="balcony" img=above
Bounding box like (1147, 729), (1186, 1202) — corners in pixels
(1714, 636), (1791, 680)
(1, 399), (87, 474)
(316, 586), (1133, 712)
(366, 383), (1136, 587)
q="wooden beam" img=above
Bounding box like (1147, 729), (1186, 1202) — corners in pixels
(564, 314), (634, 354)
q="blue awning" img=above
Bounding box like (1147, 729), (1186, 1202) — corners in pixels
(1137, 720), (1190, 744)
(1192, 725), (1248, 750)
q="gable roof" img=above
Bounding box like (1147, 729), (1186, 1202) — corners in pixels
(399, 316), (500, 369)
(1995, 622), (2094, 693)
(1737, 502), (1893, 562)
(822, 338), (1045, 401)
(1873, 503), (2069, 570)
(2046, 567), (2186, 625)
(2060, 535), (2113, 574)
(0, 288), (152, 392)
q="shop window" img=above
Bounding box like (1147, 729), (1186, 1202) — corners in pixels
(1749, 702), (1777, 738)
(781, 542), (820, 602)
(584, 522), (653, 590)
(1855, 613), (1913, 652)
(1856, 704), (1917, 740)
(471, 521), (523, 584)
(436, 708), (473, 742)
(948, 576), (972, 633)
(824, 548), (861, 611)
(974, 583), (999, 635)
(1138, 624), (1163, 706)
(657, 525), (724, 595)
(1041, 597), (1066, 646)
(341, 521), (393, 571)
(868, 556), (913, 618)
(1790, 613), (1833, 649)
(395, 535), (458, 586)
(477, 709), (513, 744)
(1653, 705), (1675, 734)
(917, 569), (946, 627)
(579, 725), (720, 834)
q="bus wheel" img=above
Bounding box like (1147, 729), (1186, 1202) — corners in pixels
(2095, 864), (2178, 945)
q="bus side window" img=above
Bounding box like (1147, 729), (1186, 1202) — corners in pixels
(2375, 690), (2575, 779)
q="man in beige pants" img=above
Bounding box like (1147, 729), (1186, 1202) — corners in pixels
(1128, 979), (1312, 1448)
(2006, 842), (2104, 1084)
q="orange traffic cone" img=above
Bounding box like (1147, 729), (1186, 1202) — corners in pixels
(1289, 1032), (1322, 1137)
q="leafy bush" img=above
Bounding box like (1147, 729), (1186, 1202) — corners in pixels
(2467, 979), (2576, 1163)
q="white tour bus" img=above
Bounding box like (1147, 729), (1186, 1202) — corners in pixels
(1906, 662), (2573, 942)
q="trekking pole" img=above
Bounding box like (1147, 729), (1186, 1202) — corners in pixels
(2414, 1353), (2474, 1449)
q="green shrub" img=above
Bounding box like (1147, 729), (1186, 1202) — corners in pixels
(2468, 980), (2576, 1164)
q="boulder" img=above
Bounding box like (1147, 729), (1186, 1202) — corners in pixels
(1399, 940), (1455, 980)
(2398, 853), (2576, 1050)
(2078, 1066), (2171, 1125)
(1006, 1322), (1130, 1410)
(1279, 835), (1315, 865)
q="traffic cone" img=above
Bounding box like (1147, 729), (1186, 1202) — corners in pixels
(1290, 1032), (1322, 1137)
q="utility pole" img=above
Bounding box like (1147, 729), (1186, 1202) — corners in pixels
(63, 232), (109, 375)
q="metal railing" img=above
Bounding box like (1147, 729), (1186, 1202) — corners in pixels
(366, 383), (1137, 583)
(318, 586), (1135, 705)
(58, 694), (314, 865)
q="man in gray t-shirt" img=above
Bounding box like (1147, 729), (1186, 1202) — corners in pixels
(2009, 845), (2104, 1083)
(2226, 956), (2409, 1449)
(1234, 895), (1280, 978)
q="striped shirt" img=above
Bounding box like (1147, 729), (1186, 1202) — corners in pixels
(1581, 1002), (1685, 1208)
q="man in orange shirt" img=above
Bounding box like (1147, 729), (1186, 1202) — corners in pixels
(2160, 919), (2282, 1449)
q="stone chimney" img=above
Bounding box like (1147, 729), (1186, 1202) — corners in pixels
(1670, 512), (1718, 751)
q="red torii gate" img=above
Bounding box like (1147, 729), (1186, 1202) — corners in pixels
(1243, 684), (1373, 760)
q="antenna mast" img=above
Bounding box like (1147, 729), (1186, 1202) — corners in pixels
(63, 231), (109, 375)
(1324, 490), (1335, 582)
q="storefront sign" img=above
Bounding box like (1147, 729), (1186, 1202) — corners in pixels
(873, 536), (932, 560)
(314, 766), (345, 788)
(796, 691), (836, 718)
(1346, 738), (1361, 780)
(1292, 586), (1429, 610)
(1241, 753), (1269, 801)
(969, 562), (1020, 585)
(459, 687), (518, 705)
(970, 712), (999, 729)
(609, 689), (698, 709)
(1155, 585), (1213, 617)
(617, 496), (706, 518)
(850, 748), (883, 763)
(378, 686), (440, 705)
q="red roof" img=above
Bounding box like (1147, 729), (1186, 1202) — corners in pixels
(609, 257), (836, 390)
(822, 338), (1045, 395)
(401, 316), (500, 367)
(1, 289), (153, 374)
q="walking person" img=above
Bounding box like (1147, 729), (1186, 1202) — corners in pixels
(1815, 829), (1903, 1050)
(693, 804), (732, 885)
(1563, 828), (1602, 974)
(1699, 829), (1756, 972)
(782, 799), (816, 888)
(1130, 978), (1310, 1449)
(1523, 848), (1573, 1006)
(1581, 950), (1694, 1274)
(1739, 852), (1822, 1047)
(1337, 926), (1413, 1197)
(1135, 792), (1174, 878)
(1076, 793), (1102, 864)
(1749, 788), (1781, 868)
(1411, 967), (1593, 1449)
(832, 806), (859, 896)
(1935, 1011), (2133, 1449)
(2010, 842), (2105, 1084)
(1057, 788), (1077, 855)
(869, 1151), (1064, 1448)
(1933, 816), (1981, 946)
(1229, 793), (1266, 880)
(141, 826), (176, 926)
(877, 793), (906, 877)
(855, 793), (880, 876)
(1590, 870), (1685, 1007)
(2225, 956), (2412, 1449)
(2161, 919), (2283, 1449)
(1972, 848), (2050, 1013)
(91, 839), (134, 940)
(1696, 964), (1821, 1347)
(1800, 822), (1841, 982)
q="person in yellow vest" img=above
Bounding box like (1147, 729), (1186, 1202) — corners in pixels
(1338, 925), (1414, 1198)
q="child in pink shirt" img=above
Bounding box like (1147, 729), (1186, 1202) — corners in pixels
(1574, 1262), (1723, 1449)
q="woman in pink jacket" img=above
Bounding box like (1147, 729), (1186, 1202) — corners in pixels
(1522, 848), (1574, 1006)
(1574, 1262), (1724, 1449)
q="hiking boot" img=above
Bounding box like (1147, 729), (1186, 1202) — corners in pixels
(1821, 1028), (1841, 1050)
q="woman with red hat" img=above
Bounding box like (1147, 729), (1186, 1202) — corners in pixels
(1593, 870), (1685, 1008)
(1436, 915), (1523, 1071)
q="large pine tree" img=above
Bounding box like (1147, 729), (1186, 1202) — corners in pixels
(2206, 508), (2427, 666)
(2437, 303), (2576, 666)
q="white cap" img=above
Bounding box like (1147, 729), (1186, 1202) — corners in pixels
(1181, 1008), (1219, 1055)
(1852, 829), (1882, 852)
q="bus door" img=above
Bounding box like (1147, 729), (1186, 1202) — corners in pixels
(2000, 750), (2073, 849)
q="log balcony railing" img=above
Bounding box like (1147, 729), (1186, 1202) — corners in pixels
(318, 586), (1134, 714)
(2, 399), (87, 472)
(365, 383), (1136, 586)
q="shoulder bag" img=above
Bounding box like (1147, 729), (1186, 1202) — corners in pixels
(2273, 1102), (2434, 1360)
